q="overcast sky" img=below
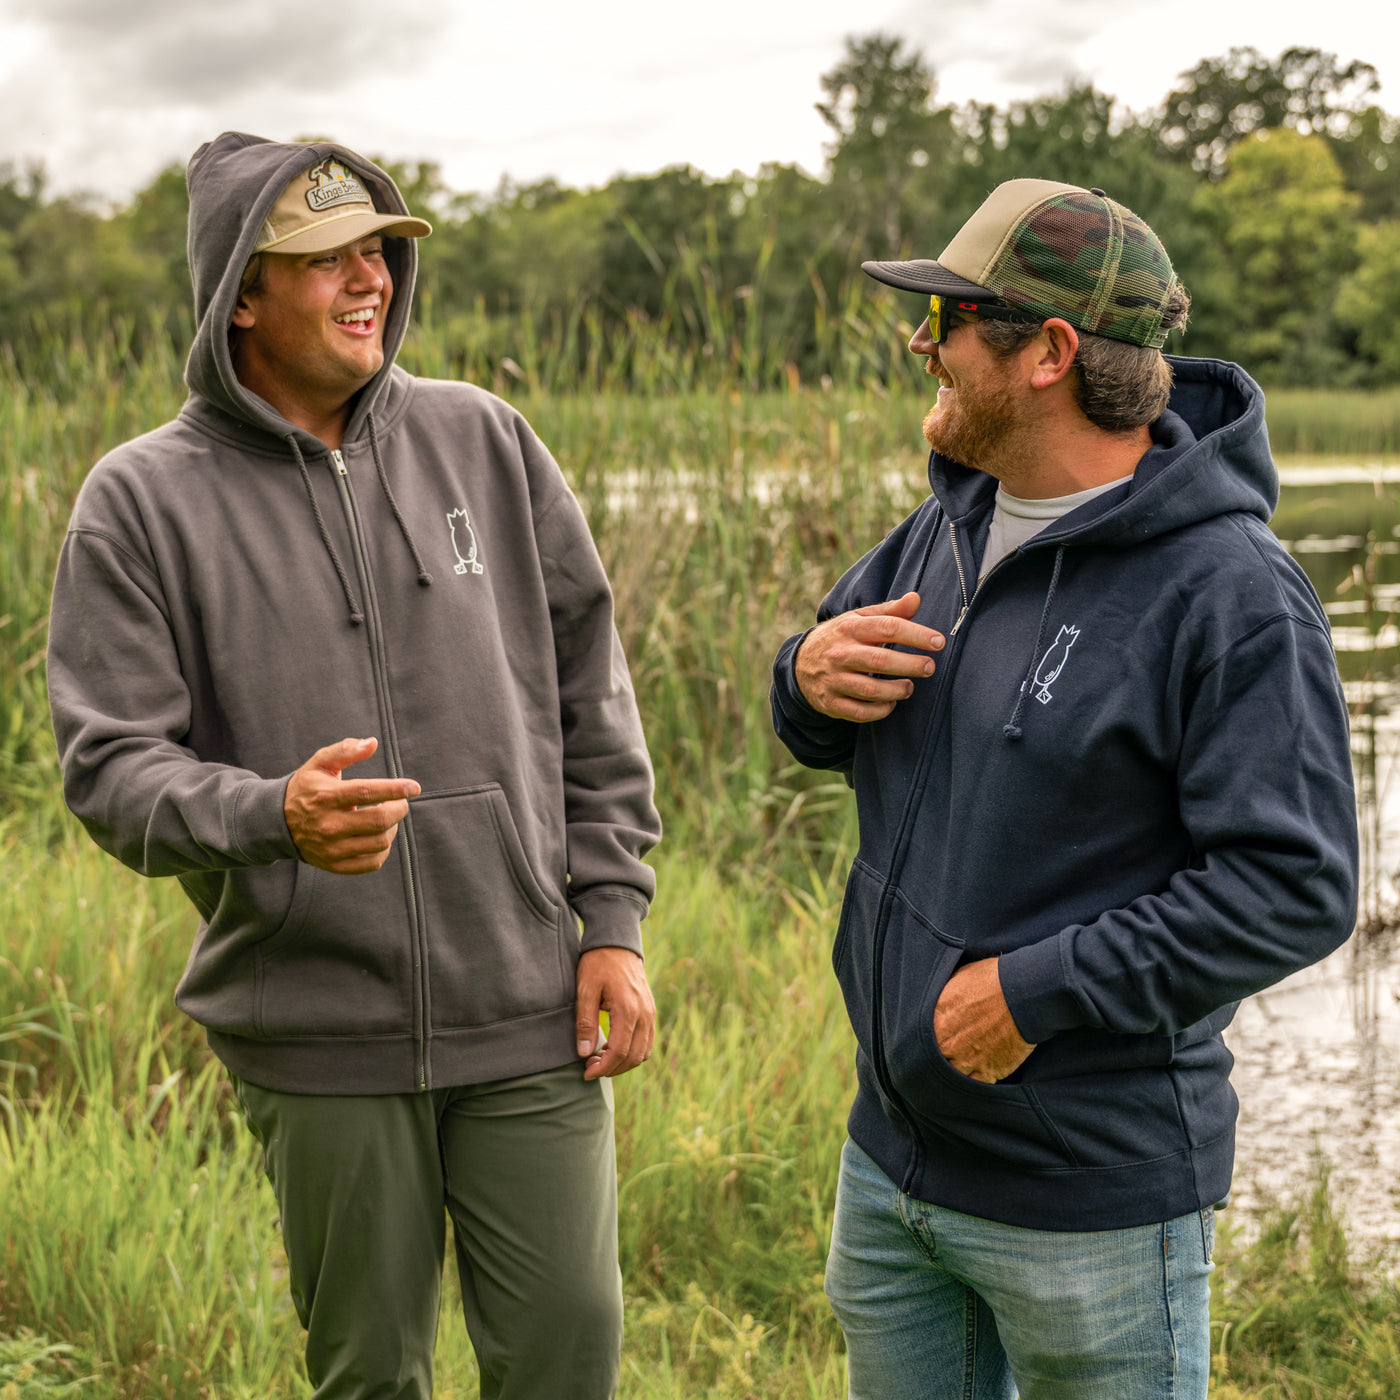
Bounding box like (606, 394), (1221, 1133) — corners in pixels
(2, 0), (1396, 206)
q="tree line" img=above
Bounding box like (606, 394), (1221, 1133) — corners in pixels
(4, 37), (1398, 389)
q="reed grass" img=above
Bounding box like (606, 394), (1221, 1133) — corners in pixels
(1210, 1159), (1400, 1399)
(4, 315), (1400, 1397)
(6, 823), (1400, 1398)
(1262, 386), (1400, 460)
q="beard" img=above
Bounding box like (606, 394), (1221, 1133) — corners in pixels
(921, 359), (1023, 473)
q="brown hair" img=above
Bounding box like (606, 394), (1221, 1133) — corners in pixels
(974, 283), (1192, 434)
(238, 253), (265, 302)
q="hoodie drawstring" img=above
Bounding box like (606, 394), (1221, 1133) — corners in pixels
(1002, 545), (1066, 742)
(289, 435), (365, 627)
(290, 417), (434, 627)
(368, 413), (433, 587)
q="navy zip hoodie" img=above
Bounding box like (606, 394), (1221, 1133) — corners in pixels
(771, 358), (1358, 1230)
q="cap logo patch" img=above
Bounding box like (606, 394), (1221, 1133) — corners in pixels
(305, 158), (368, 213)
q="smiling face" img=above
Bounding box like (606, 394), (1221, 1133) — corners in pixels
(230, 233), (393, 446)
(910, 314), (1025, 474)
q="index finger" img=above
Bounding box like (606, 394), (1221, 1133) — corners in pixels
(850, 614), (944, 653)
(331, 778), (422, 808)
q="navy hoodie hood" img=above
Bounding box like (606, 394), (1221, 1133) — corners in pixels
(772, 358), (1357, 1230)
(927, 357), (1276, 550)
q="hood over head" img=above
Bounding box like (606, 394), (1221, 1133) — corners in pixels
(183, 132), (422, 449)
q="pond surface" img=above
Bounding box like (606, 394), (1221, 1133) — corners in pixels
(1226, 463), (1400, 1260)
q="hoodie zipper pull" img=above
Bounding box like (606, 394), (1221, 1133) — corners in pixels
(332, 449), (347, 476)
(950, 604), (970, 636)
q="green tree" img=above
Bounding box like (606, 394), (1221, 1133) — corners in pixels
(1336, 222), (1400, 382)
(1190, 128), (1359, 382)
(110, 162), (191, 314)
(1328, 105), (1400, 222)
(816, 33), (951, 253)
(1156, 46), (1379, 177)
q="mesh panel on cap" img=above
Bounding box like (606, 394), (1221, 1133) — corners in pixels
(984, 191), (1175, 348)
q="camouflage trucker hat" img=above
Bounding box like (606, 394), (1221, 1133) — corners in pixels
(254, 154), (432, 255)
(863, 179), (1177, 349)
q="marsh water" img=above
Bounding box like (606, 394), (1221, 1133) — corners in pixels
(1225, 464), (1400, 1258)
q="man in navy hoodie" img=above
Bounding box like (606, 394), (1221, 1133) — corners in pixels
(770, 179), (1357, 1399)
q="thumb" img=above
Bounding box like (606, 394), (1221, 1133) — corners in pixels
(855, 591), (920, 618)
(576, 980), (602, 1059)
(313, 736), (378, 778)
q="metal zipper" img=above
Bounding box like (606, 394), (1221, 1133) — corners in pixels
(869, 510), (1024, 1191)
(948, 519), (973, 634)
(864, 512), (975, 1187)
(873, 516), (1049, 1189)
(330, 447), (429, 1091)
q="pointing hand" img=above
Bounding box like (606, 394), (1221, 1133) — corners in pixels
(284, 737), (420, 874)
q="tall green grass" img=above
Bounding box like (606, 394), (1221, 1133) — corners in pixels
(11, 824), (1396, 1400)
(5, 319), (1400, 1397)
(1261, 387), (1400, 460)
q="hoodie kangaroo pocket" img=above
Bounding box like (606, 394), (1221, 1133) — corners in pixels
(411, 785), (573, 1029)
(255, 858), (414, 1038)
(832, 860), (883, 1057)
(881, 894), (1076, 1170)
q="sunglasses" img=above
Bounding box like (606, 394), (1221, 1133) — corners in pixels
(927, 294), (1037, 344)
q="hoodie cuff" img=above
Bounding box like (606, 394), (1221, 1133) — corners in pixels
(232, 775), (301, 865)
(770, 630), (826, 724)
(572, 889), (648, 959)
(997, 935), (1085, 1045)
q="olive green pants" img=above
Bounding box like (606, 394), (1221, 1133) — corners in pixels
(233, 1062), (621, 1400)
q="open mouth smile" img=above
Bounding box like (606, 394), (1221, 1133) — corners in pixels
(334, 308), (377, 334)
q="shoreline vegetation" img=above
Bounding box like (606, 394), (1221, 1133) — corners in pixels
(3, 333), (1400, 1394)
(5, 835), (1400, 1397)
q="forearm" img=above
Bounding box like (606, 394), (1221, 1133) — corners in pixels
(560, 657), (659, 956)
(533, 481), (660, 944)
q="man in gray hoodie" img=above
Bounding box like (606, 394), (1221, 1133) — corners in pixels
(48, 133), (661, 1399)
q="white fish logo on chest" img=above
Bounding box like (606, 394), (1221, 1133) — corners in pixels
(1031, 624), (1080, 705)
(447, 508), (484, 575)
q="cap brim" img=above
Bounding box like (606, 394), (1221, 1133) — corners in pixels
(260, 211), (433, 255)
(861, 259), (993, 300)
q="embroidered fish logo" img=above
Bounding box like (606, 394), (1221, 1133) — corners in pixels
(1031, 624), (1079, 705)
(447, 508), (484, 575)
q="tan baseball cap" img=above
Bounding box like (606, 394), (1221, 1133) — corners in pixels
(254, 155), (432, 254)
(863, 178), (1177, 348)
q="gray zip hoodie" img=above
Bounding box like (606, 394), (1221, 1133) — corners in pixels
(48, 133), (660, 1094)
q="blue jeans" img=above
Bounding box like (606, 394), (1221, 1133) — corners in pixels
(825, 1139), (1214, 1400)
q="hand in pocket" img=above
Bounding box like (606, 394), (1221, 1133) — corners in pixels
(933, 957), (1035, 1084)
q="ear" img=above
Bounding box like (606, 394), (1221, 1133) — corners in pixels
(231, 295), (256, 331)
(1026, 318), (1079, 390)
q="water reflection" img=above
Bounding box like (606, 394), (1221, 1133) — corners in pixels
(1227, 464), (1400, 1259)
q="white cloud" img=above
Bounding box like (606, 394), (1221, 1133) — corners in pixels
(0, 0), (1395, 205)
(8, 0), (442, 102)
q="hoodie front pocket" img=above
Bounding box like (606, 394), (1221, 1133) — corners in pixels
(255, 858), (414, 1038)
(832, 860), (884, 1058)
(880, 893), (1076, 1170)
(410, 785), (572, 1029)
